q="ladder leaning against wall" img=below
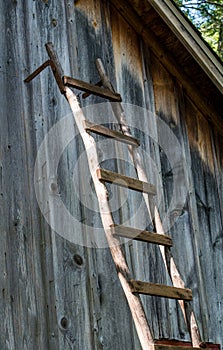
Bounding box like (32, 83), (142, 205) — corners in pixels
(24, 43), (208, 350)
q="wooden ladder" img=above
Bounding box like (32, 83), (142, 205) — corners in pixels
(25, 43), (207, 350)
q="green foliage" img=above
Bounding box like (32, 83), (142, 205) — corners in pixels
(174, 0), (223, 60)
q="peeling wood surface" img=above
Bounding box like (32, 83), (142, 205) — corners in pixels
(0, 0), (222, 349)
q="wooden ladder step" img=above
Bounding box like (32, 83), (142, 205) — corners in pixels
(63, 76), (122, 102)
(97, 168), (156, 195)
(83, 120), (140, 147)
(82, 80), (103, 99)
(130, 280), (192, 300)
(110, 224), (172, 246)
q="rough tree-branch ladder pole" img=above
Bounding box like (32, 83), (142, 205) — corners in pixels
(95, 58), (203, 348)
(64, 87), (155, 350)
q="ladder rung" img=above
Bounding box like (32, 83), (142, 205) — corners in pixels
(155, 346), (208, 350)
(83, 120), (140, 147)
(130, 280), (193, 300)
(63, 76), (122, 102)
(82, 80), (102, 99)
(110, 224), (172, 246)
(97, 168), (156, 195)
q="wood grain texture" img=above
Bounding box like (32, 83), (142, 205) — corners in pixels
(0, 0), (222, 348)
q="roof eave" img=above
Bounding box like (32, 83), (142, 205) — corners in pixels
(147, 0), (223, 94)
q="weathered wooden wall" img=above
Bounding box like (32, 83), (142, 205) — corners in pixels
(0, 0), (222, 349)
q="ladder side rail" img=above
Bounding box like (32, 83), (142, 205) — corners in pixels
(95, 58), (203, 348)
(45, 43), (65, 94)
(65, 87), (155, 350)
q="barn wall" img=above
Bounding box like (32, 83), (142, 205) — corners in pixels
(0, 0), (222, 349)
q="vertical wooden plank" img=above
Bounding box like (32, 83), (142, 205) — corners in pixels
(0, 1), (57, 349)
(149, 53), (203, 341)
(110, 5), (144, 106)
(183, 98), (223, 344)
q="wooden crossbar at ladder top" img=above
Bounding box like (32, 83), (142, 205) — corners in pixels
(95, 58), (204, 348)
